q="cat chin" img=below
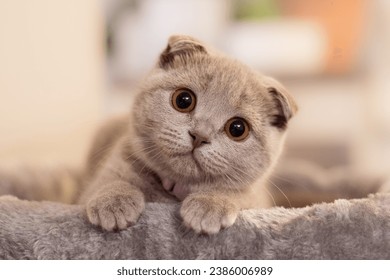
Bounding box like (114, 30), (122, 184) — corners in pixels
(159, 162), (202, 184)
(158, 151), (203, 176)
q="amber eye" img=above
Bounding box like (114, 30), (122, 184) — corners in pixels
(171, 88), (196, 113)
(225, 118), (250, 141)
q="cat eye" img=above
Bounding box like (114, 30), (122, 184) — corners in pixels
(225, 118), (250, 141)
(171, 88), (196, 113)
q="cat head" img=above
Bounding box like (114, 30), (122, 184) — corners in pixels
(131, 35), (297, 194)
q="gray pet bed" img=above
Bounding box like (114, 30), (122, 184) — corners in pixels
(0, 193), (389, 259)
(1, 160), (389, 259)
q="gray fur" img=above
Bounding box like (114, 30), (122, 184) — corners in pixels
(1, 160), (389, 259)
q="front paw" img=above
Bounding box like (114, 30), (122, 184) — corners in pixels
(86, 188), (145, 231)
(180, 193), (238, 234)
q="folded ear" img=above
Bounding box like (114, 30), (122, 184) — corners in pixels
(159, 35), (207, 69)
(263, 76), (298, 129)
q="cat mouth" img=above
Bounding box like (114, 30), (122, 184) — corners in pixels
(160, 177), (189, 201)
(170, 151), (205, 173)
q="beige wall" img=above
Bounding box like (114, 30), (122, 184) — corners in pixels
(0, 1), (104, 167)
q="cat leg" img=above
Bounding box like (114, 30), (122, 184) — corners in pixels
(85, 180), (145, 231)
(80, 141), (146, 231)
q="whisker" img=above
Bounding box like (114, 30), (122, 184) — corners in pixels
(137, 149), (164, 176)
(229, 164), (257, 185)
(270, 173), (295, 184)
(267, 178), (292, 208)
(132, 123), (157, 129)
(263, 185), (277, 207)
(124, 143), (159, 161)
(88, 142), (116, 161)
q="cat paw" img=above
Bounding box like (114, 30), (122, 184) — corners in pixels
(86, 188), (145, 231)
(180, 193), (238, 234)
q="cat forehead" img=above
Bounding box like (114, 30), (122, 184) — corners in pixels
(175, 55), (271, 110)
(162, 54), (270, 101)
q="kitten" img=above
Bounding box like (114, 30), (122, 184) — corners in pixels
(79, 35), (297, 234)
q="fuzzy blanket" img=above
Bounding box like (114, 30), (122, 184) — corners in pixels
(1, 160), (389, 259)
(0, 193), (389, 259)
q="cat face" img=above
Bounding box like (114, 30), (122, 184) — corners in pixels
(131, 35), (297, 193)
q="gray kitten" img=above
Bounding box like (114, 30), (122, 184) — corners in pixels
(79, 35), (297, 234)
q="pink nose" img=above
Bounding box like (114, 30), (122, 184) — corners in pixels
(188, 131), (209, 148)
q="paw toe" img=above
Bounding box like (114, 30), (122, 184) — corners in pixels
(180, 194), (238, 234)
(85, 190), (145, 231)
(221, 211), (238, 228)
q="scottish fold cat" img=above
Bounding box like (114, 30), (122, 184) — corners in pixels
(79, 35), (297, 234)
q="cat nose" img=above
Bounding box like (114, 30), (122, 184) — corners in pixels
(188, 131), (210, 148)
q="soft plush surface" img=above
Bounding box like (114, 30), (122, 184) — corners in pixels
(1, 160), (389, 259)
(1, 192), (390, 259)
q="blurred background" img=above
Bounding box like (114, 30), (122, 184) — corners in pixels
(0, 0), (389, 180)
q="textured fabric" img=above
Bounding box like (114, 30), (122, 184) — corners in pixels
(1, 193), (389, 259)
